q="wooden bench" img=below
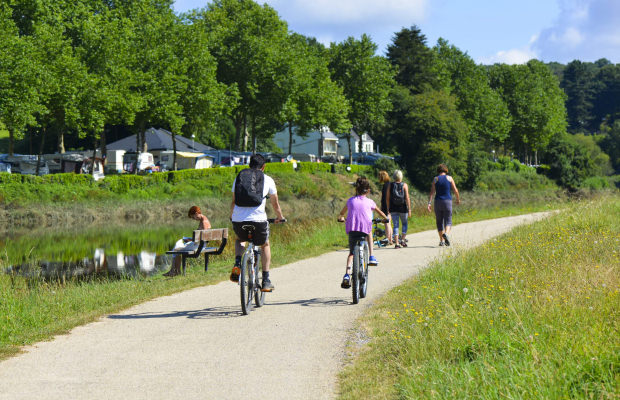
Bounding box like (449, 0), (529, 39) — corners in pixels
(166, 228), (228, 275)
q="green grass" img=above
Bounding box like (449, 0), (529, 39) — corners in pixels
(0, 194), (571, 361)
(338, 195), (619, 399)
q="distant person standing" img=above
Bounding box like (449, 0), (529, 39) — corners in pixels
(378, 170), (393, 245)
(427, 164), (460, 246)
(385, 170), (411, 248)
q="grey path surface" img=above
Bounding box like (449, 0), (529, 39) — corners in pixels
(0, 213), (549, 400)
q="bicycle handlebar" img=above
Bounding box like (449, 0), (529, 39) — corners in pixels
(267, 218), (287, 224)
(372, 218), (390, 223)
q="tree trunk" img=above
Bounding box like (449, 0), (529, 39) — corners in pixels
(358, 132), (363, 153)
(141, 130), (147, 153)
(251, 116), (256, 154)
(9, 130), (14, 156)
(36, 127), (46, 176)
(172, 130), (177, 171)
(57, 130), (65, 154)
(101, 127), (107, 163)
(348, 134), (353, 165)
(234, 113), (243, 152)
(91, 138), (97, 175)
(288, 122), (293, 155)
(243, 114), (248, 152)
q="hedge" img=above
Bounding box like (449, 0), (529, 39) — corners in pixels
(0, 172), (21, 184)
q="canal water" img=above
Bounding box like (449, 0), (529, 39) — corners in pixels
(2, 218), (227, 280)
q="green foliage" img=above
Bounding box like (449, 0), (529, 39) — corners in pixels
(0, 172), (21, 184)
(392, 89), (470, 189)
(40, 173), (94, 186)
(372, 157), (400, 175)
(386, 25), (437, 94)
(263, 163), (295, 173)
(581, 176), (611, 190)
(489, 61), (567, 159)
(541, 134), (594, 189)
(296, 162), (333, 174)
(474, 170), (556, 191)
(328, 34), (395, 147)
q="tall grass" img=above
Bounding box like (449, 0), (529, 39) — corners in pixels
(338, 195), (619, 399)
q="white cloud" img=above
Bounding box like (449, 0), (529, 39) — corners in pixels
(478, 48), (538, 65)
(532, 0), (620, 62)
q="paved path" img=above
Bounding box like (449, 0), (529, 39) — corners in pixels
(0, 213), (550, 400)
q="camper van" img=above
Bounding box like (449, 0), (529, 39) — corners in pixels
(122, 152), (155, 173)
(105, 150), (126, 173)
(159, 151), (213, 170)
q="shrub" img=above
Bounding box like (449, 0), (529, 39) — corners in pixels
(0, 172), (21, 184)
(581, 176), (611, 190)
(297, 162), (332, 173)
(41, 173), (94, 186)
(264, 163), (295, 173)
(475, 170), (556, 191)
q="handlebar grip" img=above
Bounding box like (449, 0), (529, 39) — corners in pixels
(268, 218), (287, 223)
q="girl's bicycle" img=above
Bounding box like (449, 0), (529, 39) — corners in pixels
(238, 218), (285, 315)
(350, 233), (370, 304)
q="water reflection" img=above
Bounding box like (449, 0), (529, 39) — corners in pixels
(5, 250), (172, 280)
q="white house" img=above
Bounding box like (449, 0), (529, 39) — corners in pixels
(338, 130), (374, 155)
(274, 126), (339, 158)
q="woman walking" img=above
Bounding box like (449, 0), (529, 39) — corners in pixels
(427, 164), (460, 246)
(378, 170), (393, 245)
(386, 170), (411, 248)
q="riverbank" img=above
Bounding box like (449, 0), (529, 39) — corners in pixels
(338, 195), (619, 399)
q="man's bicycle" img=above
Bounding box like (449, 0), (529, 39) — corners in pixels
(238, 218), (285, 315)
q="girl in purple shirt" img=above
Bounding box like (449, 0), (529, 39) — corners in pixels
(337, 177), (389, 289)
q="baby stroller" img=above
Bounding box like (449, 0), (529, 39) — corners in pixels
(372, 218), (390, 247)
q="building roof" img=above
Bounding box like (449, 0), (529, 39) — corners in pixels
(107, 128), (213, 153)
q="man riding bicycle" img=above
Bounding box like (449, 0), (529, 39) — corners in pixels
(230, 154), (285, 292)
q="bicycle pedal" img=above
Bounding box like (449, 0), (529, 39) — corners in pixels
(260, 287), (273, 292)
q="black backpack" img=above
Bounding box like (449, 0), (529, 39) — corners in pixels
(234, 168), (266, 207)
(391, 182), (405, 207)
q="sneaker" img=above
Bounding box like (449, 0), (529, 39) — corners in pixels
(400, 239), (408, 248)
(442, 233), (450, 246)
(394, 243), (401, 249)
(261, 278), (274, 292)
(341, 273), (351, 289)
(369, 255), (378, 266)
(229, 265), (240, 283)
(439, 241), (445, 246)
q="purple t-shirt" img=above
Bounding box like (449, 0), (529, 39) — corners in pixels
(346, 195), (377, 234)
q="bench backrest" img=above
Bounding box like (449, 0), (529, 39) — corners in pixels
(192, 228), (228, 242)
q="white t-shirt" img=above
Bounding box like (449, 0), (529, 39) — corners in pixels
(231, 173), (277, 222)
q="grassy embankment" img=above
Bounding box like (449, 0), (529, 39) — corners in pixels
(338, 195), (619, 399)
(0, 165), (591, 361)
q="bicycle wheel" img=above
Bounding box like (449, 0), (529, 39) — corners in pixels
(352, 242), (361, 304)
(360, 242), (369, 299)
(254, 251), (265, 307)
(240, 250), (254, 315)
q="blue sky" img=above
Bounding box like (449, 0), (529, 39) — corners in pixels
(173, 0), (620, 64)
